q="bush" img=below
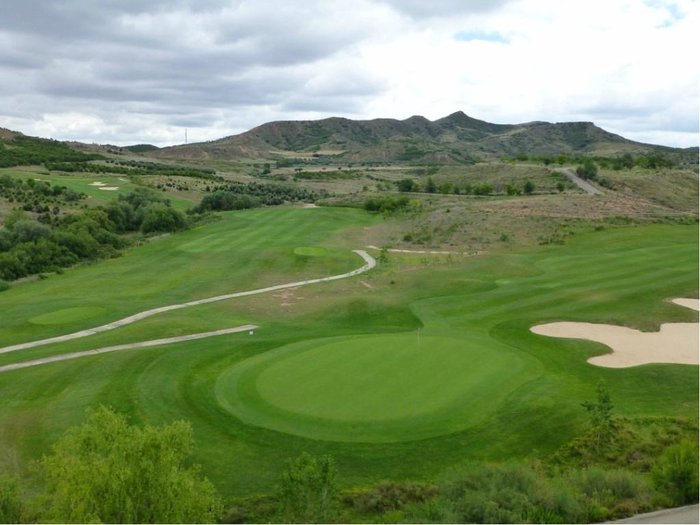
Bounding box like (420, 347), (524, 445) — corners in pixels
(405, 462), (654, 524)
(652, 440), (699, 505)
(364, 196), (409, 214)
(576, 159), (598, 180)
(276, 453), (339, 524)
(0, 475), (23, 523)
(41, 406), (222, 523)
(343, 482), (437, 515)
(140, 203), (187, 233)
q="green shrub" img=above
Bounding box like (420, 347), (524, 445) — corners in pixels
(0, 475), (23, 523)
(652, 440), (699, 505)
(276, 453), (339, 524)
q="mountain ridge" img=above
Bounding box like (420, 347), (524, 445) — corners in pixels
(151, 111), (687, 164)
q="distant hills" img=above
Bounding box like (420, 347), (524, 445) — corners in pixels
(151, 111), (696, 164)
(2, 113), (697, 166)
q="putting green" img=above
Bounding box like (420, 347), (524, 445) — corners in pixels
(29, 306), (107, 325)
(216, 333), (540, 442)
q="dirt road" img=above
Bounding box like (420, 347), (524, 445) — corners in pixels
(556, 167), (602, 195)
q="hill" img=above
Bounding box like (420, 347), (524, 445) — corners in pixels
(151, 111), (696, 164)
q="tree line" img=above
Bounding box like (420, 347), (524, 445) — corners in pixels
(44, 159), (220, 180)
(194, 181), (327, 212)
(0, 135), (102, 168)
(509, 152), (679, 170)
(0, 188), (187, 284)
(396, 177), (538, 196)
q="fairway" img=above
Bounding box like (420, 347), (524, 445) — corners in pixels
(0, 206), (696, 499)
(216, 333), (536, 442)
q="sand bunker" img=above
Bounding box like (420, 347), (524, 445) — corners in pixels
(98, 186), (119, 191)
(89, 181), (106, 186)
(531, 298), (699, 368)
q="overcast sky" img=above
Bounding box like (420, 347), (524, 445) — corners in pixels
(0, 0), (697, 148)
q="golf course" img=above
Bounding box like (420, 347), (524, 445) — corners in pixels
(0, 203), (697, 506)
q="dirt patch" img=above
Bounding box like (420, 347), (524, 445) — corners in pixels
(531, 298), (699, 368)
(272, 287), (302, 307)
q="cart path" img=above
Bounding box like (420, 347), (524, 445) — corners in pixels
(366, 245), (484, 256)
(0, 325), (258, 374)
(0, 250), (375, 355)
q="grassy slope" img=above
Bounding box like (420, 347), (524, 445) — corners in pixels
(0, 207), (697, 502)
(1, 167), (195, 210)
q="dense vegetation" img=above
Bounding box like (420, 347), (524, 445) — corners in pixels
(0, 135), (102, 167)
(196, 180), (327, 211)
(0, 188), (186, 282)
(44, 159), (219, 180)
(509, 152), (683, 170)
(396, 176), (537, 196)
(2, 400), (695, 523)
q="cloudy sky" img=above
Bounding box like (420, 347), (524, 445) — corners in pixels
(0, 0), (697, 148)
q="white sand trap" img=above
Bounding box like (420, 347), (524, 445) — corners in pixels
(531, 298), (699, 368)
(98, 186), (119, 191)
(672, 297), (699, 311)
(89, 181), (106, 186)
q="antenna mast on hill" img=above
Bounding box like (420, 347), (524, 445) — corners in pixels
(185, 128), (188, 144)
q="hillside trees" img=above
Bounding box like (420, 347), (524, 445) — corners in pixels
(0, 189), (187, 281)
(40, 406), (222, 523)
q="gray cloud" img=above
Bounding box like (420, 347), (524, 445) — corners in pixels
(0, 0), (696, 147)
(380, 0), (511, 18)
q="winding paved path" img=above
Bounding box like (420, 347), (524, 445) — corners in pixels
(0, 250), (376, 356)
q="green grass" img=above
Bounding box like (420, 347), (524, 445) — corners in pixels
(29, 306), (107, 325)
(0, 206), (696, 502)
(1, 167), (194, 209)
(216, 333), (535, 442)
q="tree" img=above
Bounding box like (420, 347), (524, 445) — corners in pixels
(425, 177), (437, 193)
(277, 452), (339, 523)
(576, 159), (598, 180)
(523, 180), (535, 195)
(140, 203), (187, 233)
(396, 178), (416, 192)
(581, 382), (614, 452)
(40, 406), (222, 523)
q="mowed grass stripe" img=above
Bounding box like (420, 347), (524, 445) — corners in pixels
(0, 216), (696, 498)
(450, 246), (695, 322)
(0, 208), (376, 347)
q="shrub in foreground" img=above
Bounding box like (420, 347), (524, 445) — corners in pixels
(41, 406), (222, 523)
